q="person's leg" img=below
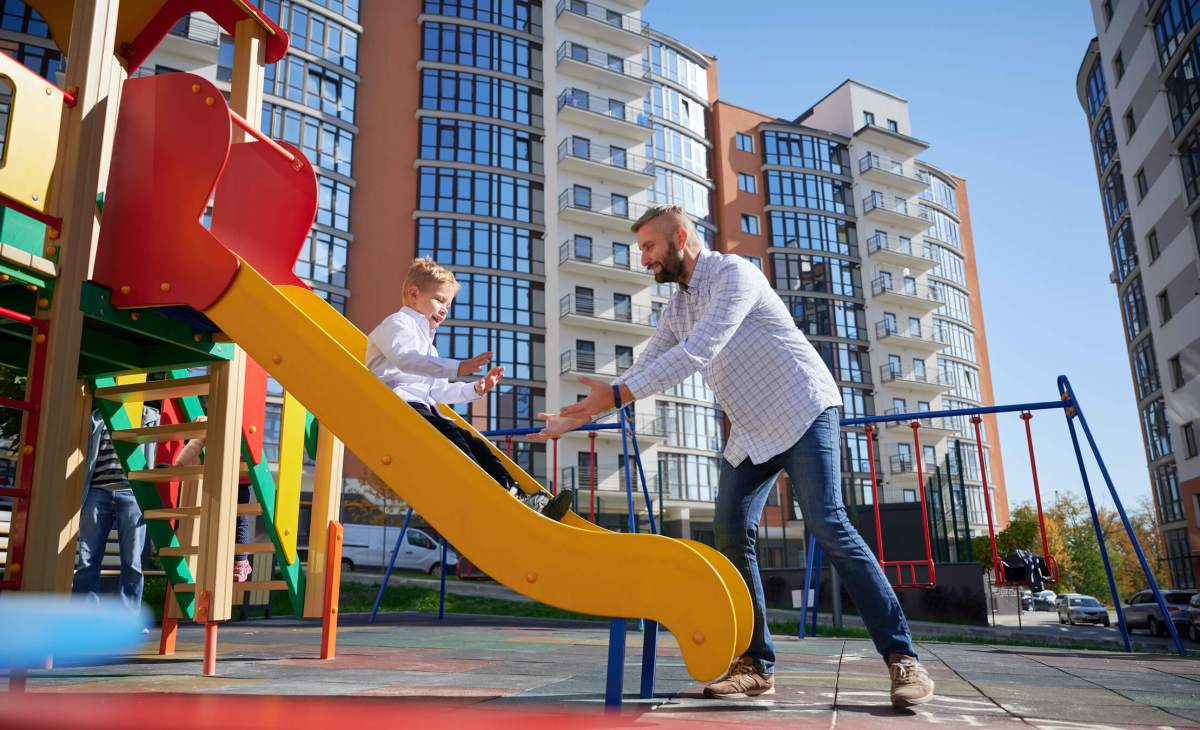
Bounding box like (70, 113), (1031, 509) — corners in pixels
(783, 408), (916, 661)
(112, 489), (146, 611)
(72, 488), (113, 600)
(234, 481), (252, 581)
(712, 455), (783, 674)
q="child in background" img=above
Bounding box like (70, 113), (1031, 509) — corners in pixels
(366, 258), (574, 520)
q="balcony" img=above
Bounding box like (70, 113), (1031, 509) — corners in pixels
(560, 348), (635, 379)
(864, 233), (937, 273)
(555, 0), (650, 52)
(556, 42), (651, 95)
(870, 278), (943, 314)
(874, 320), (947, 356)
(878, 363), (956, 394)
(557, 89), (653, 140)
(882, 409), (959, 439)
(853, 122), (930, 158)
(557, 139), (656, 188)
(858, 153), (930, 196)
(559, 292), (658, 335)
(559, 239), (652, 284)
(887, 453), (940, 479)
(862, 192), (931, 234)
(559, 189), (649, 232)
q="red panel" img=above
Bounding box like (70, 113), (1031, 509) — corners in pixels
(123, 0), (289, 75)
(155, 400), (184, 510)
(94, 74), (240, 311)
(211, 140), (315, 290)
(242, 359), (267, 464)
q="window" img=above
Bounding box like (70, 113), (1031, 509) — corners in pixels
(1186, 422), (1198, 458)
(1124, 107), (1137, 139)
(1159, 290), (1173, 324)
(575, 286), (594, 315)
(903, 489), (917, 503)
(1114, 50), (1125, 81)
(886, 118), (899, 132)
(1170, 354), (1185, 388)
(1148, 229), (1161, 261)
(892, 397), (906, 411)
(576, 339), (595, 372)
(609, 145), (626, 168)
(574, 234), (593, 261)
(613, 292), (632, 321)
(615, 345), (633, 373)
(1136, 167), (1148, 200)
(612, 242), (630, 269)
(573, 185), (592, 209)
(741, 214), (760, 235)
(1132, 336), (1161, 399)
(611, 193), (628, 218)
(1142, 397), (1173, 460)
(737, 173), (757, 193)
(735, 132), (754, 152)
(571, 136), (590, 157)
(743, 255), (762, 269)
(863, 111), (875, 126)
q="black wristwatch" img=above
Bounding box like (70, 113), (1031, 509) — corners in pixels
(612, 384), (623, 410)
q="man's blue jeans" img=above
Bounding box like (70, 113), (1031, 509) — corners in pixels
(714, 408), (916, 672)
(72, 487), (146, 611)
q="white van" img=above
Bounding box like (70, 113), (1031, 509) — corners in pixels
(340, 523), (458, 574)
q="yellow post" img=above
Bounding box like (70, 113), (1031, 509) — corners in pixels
(274, 391), (305, 564)
(25, 0), (125, 594)
(303, 427), (344, 618)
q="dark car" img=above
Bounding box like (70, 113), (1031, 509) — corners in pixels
(1032, 590), (1056, 611)
(1184, 594), (1200, 643)
(1124, 588), (1199, 636)
(1019, 590), (1032, 611)
(1057, 594), (1110, 626)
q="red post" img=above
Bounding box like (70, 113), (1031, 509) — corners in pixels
(321, 521), (344, 660)
(588, 432), (597, 523)
(504, 435), (513, 458)
(971, 416), (1000, 571)
(1021, 412), (1052, 561)
(864, 425), (884, 563)
(202, 621), (218, 677)
(910, 422), (936, 585)
(551, 438), (558, 496)
(159, 583), (178, 655)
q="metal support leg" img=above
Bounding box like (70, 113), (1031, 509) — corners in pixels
(604, 618), (626, 711)
(370, 507), (413, 624)
(438, 539), (448, 621)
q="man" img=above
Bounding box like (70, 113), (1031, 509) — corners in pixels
(536, 205), (934, 709)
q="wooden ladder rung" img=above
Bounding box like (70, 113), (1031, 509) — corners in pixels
(94, 375), (210, 403)
(171, 583), (197, 593)
(128, 464), (251, 481)
(233, 580), (287, 593)
(143, 507), (202, 520)
(157, 545), (199, 557)
(237, 502), (262, 516)
(160, 541), (273, 557)
(236, 542), (275, 554)
(111, 421), (207, 444)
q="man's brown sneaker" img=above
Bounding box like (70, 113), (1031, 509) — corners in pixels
(702, 655), (775, 699)
(888, 654), (935, 709)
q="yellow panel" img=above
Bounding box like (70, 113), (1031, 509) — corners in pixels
(114, 373), (147, 428)
(274, 390), (306, 564)
(0, 54), (63, 213)
(207, 265), (742, 681)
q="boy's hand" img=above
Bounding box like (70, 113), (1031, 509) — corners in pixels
(474, 366), (504, 395)
(457, 351), (493, 376)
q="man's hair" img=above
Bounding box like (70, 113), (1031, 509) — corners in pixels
(403, 257), (459, 295)
(631, 204), (699, 247)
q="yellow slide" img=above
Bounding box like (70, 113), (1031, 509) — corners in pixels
(204, 259), (752, 681)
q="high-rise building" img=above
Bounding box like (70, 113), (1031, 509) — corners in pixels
(711, 80), (1008, 555)
(1077, 0), (1200, 588)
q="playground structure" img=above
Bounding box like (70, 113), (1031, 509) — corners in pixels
(0, 0), (752, 699)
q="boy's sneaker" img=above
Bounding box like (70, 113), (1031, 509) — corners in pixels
(703, 655), (775, 699)
(540, 489), (575, 521)
(888, 654), (935, 709)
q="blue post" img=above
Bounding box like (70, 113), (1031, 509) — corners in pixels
(604, 618), (626, 711)
(625, 410), (658, 534)
(438, 539), (448, 621)
(1060, 376), (1188, 656)
(799, 533), (817, 638)
(370, 507), (414, 624)
(810, 543), (824, 637)
(621, 409), (659, 699)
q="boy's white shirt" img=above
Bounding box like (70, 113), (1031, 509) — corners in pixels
(365, 306), (482, 413)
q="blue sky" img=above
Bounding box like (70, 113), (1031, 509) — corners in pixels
(641, 2), (1152, 512)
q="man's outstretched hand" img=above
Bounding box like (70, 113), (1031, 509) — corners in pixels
(559, 376), (616, 419)
(531, 411), (591, 441)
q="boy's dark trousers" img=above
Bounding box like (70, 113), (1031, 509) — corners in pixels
(408, 402), (518, 491)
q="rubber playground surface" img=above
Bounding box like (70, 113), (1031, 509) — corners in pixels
(3, 613), (1200, 729)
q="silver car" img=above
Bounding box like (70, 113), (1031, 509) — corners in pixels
(1057, 594), (1110, 626)
(1124, 588), (1198, 636)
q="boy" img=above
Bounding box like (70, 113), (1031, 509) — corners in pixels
(367, 258), (574, 520)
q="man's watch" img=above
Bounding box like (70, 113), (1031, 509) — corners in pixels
(612, 384), (623, 410)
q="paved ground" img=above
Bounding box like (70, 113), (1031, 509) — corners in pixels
(5, 612), (1200, 728)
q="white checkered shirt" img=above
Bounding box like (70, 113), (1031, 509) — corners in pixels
(615, 249), (842, 466)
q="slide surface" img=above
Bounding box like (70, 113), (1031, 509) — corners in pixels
(204, 261), (752, 681)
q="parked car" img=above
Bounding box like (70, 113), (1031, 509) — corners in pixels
(1019, 590), (1033, 612)
(1124, 588), (1199, 636)
(1185, 594), (1200, 643)
(1057, 594), (1110, 626)
(341, 523), (458, 575)
(1032, 590), (1057, 611)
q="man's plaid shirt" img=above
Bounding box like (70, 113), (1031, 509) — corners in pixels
(615, 249), (842, 466)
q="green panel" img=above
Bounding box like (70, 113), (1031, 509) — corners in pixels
(241, 446), (306, 617)
(304, 413), (318, 461)
(0, 208), (47, 259)
(0, 263), (47, 290)
(79, 282), (233, 359)
(93, 376), (195, 619)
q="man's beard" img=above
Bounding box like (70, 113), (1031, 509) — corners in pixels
(653, 251), (687, 284)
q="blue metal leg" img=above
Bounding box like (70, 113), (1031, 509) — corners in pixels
(370, 507), (414, 624)
(810, 543), (824, 637)
(639, 620), (658, 699)
(799, 533), (817, 638)
(1061, 376), (1188, 657)
(605, 618), (626, 711)
(438, 539), (447, 621)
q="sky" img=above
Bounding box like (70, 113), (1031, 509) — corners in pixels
(640, 2), (1152, 513)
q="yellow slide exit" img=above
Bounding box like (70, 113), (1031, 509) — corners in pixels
(205, 259), (752, 681)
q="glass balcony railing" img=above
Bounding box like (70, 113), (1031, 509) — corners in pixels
(555, 0), (650, 35)
(556, 42), (650, 82)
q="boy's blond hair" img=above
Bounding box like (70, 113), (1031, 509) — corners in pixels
(403, 258), (459, 298)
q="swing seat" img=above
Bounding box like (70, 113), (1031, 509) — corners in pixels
(996, 549), (1058, 590)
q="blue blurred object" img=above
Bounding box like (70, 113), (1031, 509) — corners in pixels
(0, 593), (151, 668)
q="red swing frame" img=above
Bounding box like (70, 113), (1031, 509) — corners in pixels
(865, 421), (936, 589)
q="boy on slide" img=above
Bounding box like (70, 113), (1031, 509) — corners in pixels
(367, 258), (575, 521)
